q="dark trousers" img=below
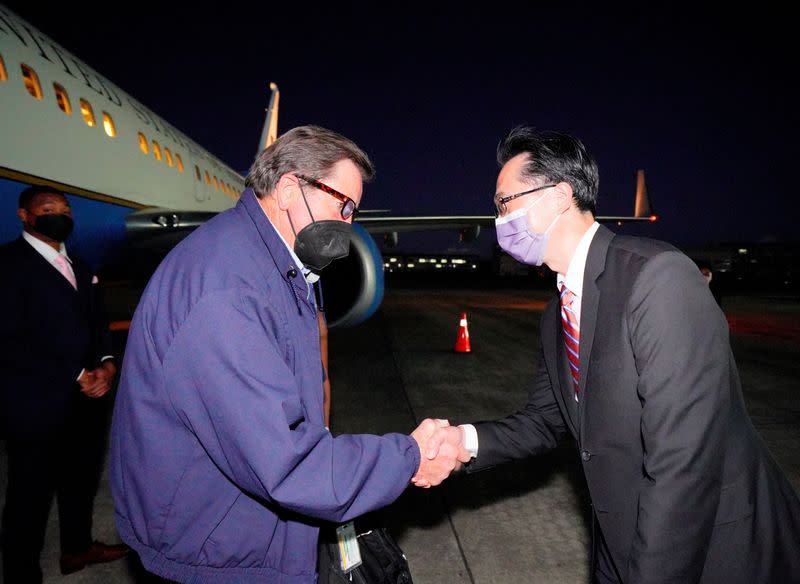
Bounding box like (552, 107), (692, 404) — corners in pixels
(594, 517), (622, 584)
(1, 396), (108, 584)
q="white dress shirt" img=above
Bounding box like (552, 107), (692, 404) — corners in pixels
(22, 230), (75, 283)
(461, 222), (600, 458)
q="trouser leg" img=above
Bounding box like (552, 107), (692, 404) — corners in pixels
(2, 438), (59, 584)
(56, 396), (108, 554)
(594, 518), (622, 584)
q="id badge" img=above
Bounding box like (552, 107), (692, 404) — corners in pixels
(335, 521), (362, 573)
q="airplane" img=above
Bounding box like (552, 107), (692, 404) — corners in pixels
(0, 3), (655, 328)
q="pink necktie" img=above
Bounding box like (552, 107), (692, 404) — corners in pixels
(55, 253), (77, 289)
(560, 284), (580, 400)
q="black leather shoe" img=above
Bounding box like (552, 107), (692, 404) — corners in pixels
(60, 540), (130, 574)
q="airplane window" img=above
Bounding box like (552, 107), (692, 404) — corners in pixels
(1, 54), (8, 81)
(152, 140), (162, 161)
(79, 99), (96, 127)
(213, 176), (220, 191)
(138, 132), (149, 154)
(21, 64), (43, 99)
(195, 165), (202, 181)
(164, 147), (174, 167)
(175, 153), (184, 172)
(53, 84), (72, 115)
(204, 170), (211, 185)
(102, 112), (117, 137)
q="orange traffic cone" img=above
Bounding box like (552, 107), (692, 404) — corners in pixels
(454, 312), (471, 353)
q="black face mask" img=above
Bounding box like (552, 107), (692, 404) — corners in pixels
(32, 214), (74, 242)
(293, 220), (352, 273)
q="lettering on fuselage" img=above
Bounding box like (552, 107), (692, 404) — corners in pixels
(0, 7), (122, 107)
(0, 6), (232, 176)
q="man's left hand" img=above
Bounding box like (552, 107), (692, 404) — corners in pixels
(81, 361), (117, 398)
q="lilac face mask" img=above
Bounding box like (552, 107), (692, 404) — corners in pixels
(494, 193), (560, 266)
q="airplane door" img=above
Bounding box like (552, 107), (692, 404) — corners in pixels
(187, 154), (207, 202)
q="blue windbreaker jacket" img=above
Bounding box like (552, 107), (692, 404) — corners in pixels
(109, 190), (419, 583)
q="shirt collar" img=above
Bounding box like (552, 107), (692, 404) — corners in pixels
(22, 231), (69, 263)
(556, 221), (600, 297)
(255, 194), (320, 285)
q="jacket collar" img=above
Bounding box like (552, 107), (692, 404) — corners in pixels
(238, 189), (314, 307)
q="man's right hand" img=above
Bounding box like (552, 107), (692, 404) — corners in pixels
(410, 419), (471, 488)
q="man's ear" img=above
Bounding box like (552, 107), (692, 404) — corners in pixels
(17, 208), (28, 224)
(552, 182), (574, 213)
(274, 174), (298, 211)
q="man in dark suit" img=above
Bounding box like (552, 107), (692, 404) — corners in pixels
(422, 128), (800, 583)
(0, 187), (129, 583)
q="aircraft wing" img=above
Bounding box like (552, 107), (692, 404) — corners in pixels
(357, 169), (656, 241)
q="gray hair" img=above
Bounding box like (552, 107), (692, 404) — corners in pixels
(245, 125), (375, 198)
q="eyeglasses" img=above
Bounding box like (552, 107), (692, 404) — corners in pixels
(494, 184), (557, 217)
(297, 175), (358, 220)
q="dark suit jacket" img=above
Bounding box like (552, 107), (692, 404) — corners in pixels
(0, 236), (114, 439)
(470, 225), (800, 584)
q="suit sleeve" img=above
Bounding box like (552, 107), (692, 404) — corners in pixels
(626, 251), (728, 583)
(468, 346), (567, 472)
(161, 289), (419, 523)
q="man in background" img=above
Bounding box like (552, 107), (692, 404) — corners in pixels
(0, 187), (129, 583)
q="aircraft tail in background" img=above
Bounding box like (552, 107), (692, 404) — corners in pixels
(634, 169), (654, 219)
(256, 83), (281, 154)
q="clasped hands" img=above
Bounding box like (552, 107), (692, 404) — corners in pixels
(410, 418), (472, 488)
(78, 361), (117, 398)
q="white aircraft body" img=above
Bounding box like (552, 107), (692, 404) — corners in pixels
(0, 3), (654, 327)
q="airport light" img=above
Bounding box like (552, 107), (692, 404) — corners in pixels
(419, 258), (427, 263)
(389, 257), (397, 263)
(435, 264), (443, 269)
(407, 263), (415, 268)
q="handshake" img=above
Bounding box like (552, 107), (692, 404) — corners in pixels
(409, 418), (472, 488)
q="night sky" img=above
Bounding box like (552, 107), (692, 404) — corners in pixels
(5, 2), (798, 251)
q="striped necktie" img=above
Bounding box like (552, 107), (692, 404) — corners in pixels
(560, 284), (580, 400)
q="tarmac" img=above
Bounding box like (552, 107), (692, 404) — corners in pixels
(1, 284), (799, 583)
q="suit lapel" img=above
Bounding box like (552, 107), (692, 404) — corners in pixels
(541, 296), (578, 438)
(577, 224), (613, 436)
(70, 254), (89, 293)
(18, 237), (80, 295)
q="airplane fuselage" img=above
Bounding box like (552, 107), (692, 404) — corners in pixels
(0, 3), (243, 267)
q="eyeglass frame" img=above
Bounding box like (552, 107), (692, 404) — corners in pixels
(494, 183), (557, 217)
(296, 174), (358, 220)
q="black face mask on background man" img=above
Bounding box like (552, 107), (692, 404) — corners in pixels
(32, 214), (74, 242)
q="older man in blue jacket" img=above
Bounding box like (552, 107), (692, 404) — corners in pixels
(109, 126), (465, 583)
